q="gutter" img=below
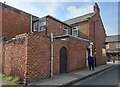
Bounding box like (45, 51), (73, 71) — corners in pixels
(50, 33), (54, 78)
(30, 15), (33, 33)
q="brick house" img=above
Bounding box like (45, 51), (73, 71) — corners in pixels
(0, 2), (38, 39)
(0, 2), (106, 83)
(64, 3), (106, 66)
(106, 35), (120, 57)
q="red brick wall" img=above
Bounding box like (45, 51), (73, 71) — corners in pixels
(89, 13), (106, 65)
(3, 34), (27, 81)
(0, 42), (4, 71)
(53, 39), (69, 75)
(53, 37), (89, 75)
(26, 32), (50, 82)
(71, 21), (89, 38)
(2, 5), (30, 38)
(0, 6), (2, 38)
(46, 17), (72, 36)
(68, 38), (89, 72)
(107, 42), (120, 50)
(71, 13), (106, 66)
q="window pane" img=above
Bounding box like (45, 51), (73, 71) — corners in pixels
(116, 42), (120, 48)
(40, 20), (46, 26)
(106, 44), (109, 49)
(38, 20), (46, 32)
(33, 22), (38, 32)
(72, 27), (78, 37)
(64, 28), (68, 35)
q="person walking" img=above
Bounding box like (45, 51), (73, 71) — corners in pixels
(88, 55), (94, 70)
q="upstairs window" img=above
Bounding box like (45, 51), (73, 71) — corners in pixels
(63, 28), (68, 35)
(33, 22), (38, 32)
(38, 19), (46, 32)
(116, 42), (120, 48)
(106, 43), (109, 49)
(72, 27), (78, 37)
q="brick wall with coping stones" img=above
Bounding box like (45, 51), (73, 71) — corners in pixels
(26, 32), (51, 82)
(68, 38), (89, 71)
(53, 37), (89, 76)
(3, 33), (28, 81)
(1, 33), (90, 82)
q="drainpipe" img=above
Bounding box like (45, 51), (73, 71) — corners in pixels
(90, 42), (93, 56)
(30, 15), (33, 33)
(50, 33), (53, 78)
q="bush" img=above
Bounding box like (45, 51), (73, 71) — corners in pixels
(0, 73), (6, 78)
(6, 76), (13, 81)
(11, 76), (20, 84)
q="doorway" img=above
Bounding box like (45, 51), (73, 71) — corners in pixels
(86, 48), (90, 67)
(60, 47), (67, 74)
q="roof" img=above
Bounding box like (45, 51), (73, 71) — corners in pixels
(106, 35), (120, 42)
(34, 15), (72, 28)
(64, 12), (94, 25)
(54, 35), (90, 43)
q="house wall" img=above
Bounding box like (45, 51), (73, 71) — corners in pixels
(53, 38), (89, 75)
(2, 6), (30, 38)
(46, 17), (72, 36)
(68, 38), (89, 71)
(71, 21), (89, 39)
(107, 42), (120, 50)
(3, 34), (27, 81)
(1, 3), (38, 38)
(26, 32), (51, 82)
(70, 13), (106, 66)
(53, 39), (69, 75)
(89, 13), (106, 65)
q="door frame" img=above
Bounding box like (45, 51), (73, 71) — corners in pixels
(59, 47), (67, 74)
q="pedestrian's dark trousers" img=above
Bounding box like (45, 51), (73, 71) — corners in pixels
(88, 62), (94, 70)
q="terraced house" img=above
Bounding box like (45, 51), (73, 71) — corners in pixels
(0, 2), (106, 83)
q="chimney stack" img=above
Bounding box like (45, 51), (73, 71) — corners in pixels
(94, 3), (100, 14)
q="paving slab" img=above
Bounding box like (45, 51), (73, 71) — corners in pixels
(54, 76), (78, 84)
(36, 80), (62, 85)
(29, 64), (115, 86)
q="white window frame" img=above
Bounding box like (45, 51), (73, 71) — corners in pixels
(63, 28), (68, 35)
(38, 19), (46, 32)
(106, 43), (109, 49)
(72, 27), (78, 37)
(116, 42), (120, 48)
(33, 22), (38, 32)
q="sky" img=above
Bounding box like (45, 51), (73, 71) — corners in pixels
(0, 0), (119, 36)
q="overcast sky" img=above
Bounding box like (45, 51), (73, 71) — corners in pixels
(0, 0), (119, 36)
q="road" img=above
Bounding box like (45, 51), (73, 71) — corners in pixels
(69, 65), (120, 87)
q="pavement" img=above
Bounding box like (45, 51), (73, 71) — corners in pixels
(0, 78), (16, 86)
(1, 61), (119, 86)
(29, 62), (118, 86)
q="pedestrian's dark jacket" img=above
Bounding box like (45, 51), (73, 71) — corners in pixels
(88, 56), (94, 64)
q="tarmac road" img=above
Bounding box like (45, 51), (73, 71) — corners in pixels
(69, 65), (119, 87)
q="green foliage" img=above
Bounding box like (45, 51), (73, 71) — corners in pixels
(11, 76), (20, 84)
(0, 73), (6, 78)
(0, 72), (20, 84)
(6, 76), (13, 81)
